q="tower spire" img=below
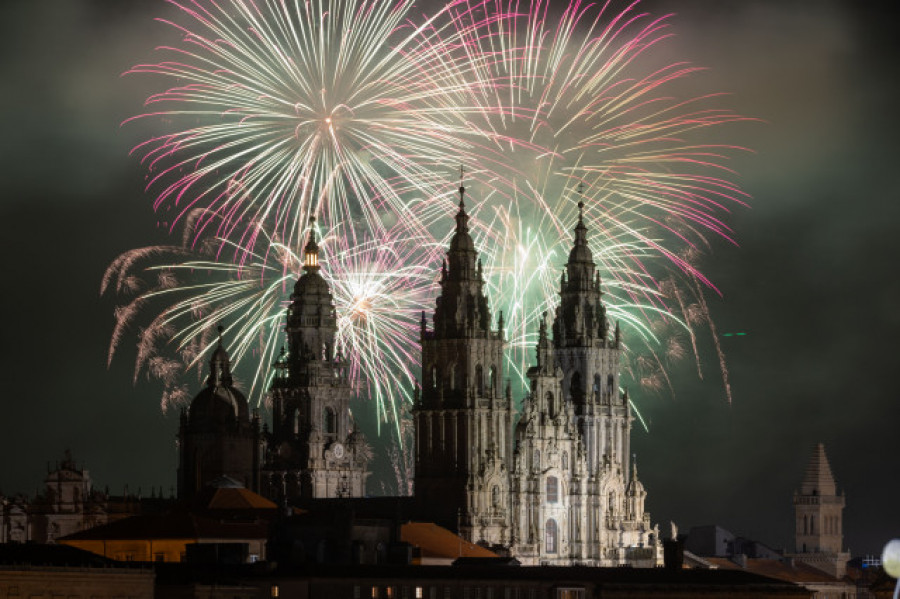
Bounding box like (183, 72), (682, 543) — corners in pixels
(303, 215), (320, 272)
(459, 164), (466, 207)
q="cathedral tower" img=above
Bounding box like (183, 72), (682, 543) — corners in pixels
(262, 220), (369, 502)
(413, 180), (513, 547)
(553, 200), (631, 477)
(791, 443), (849, 577)
(510, 198), (658, 566)
(178, 329), (261, 499)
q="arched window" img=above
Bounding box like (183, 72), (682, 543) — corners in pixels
(570, 371), (583, 402)
(545, 519), (558, 554)
(321, 343), (328, 361)
(534, 449), (540, 469)
(492, 485), (500, 508)
(431, 365), (438, 389)
(490, 366), (497, 395)
(562, 452), (568, 472)
(475, 364), (484, 395)
(593, 374), (601, 393)
(293, 409), (301, 436)
(546, 476), (559, 504)
(546, 391), (555, 417)
(608, 491), (616, 513)
(448, 364), (456, 391)
(323, 407), (336, 435)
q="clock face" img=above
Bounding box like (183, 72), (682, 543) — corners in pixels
(332, 443), (344, 459)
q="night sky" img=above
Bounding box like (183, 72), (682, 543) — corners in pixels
(1, 0), (897, 557)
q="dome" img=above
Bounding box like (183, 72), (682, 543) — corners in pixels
(567, 238), (593, 264)
(449, 229), (475, 252)
(189, 384), (250, 425)
(188, 329), (250, 426)
(292, 270), (331, 298)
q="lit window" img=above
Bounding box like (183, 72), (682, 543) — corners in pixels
(271, 585), (280, 598)
(416, 588), (424, 599)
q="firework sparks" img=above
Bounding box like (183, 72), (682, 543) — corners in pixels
(111, 0), (753, 455)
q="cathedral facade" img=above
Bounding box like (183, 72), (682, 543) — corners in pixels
(176, 185), (659, 566)
(414, 186), (661, 566)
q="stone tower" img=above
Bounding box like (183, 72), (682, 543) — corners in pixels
(178, 329), (261, 499)
(554, 200), (632, 477)
(413, 181), (513, 547)
(791, 443), (849, 577)
(262, 220), (369, 502)
(509, 200), (657, 566)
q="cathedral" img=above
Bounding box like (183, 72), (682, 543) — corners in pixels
(177, 182), (661, 567)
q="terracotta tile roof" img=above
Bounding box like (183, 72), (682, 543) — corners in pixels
(400, 522), (498, 559)
(203, 487), (277, 510)
(59, 510), (269, 542)
(705, 557), (841, 583)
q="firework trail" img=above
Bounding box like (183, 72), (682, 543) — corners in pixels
(127, 0), (490, 262)
(110, 0), (752, 461)
(103, 218), (436, 434)
(420, 0), (752, 396)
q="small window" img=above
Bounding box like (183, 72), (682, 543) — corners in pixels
(415, 588), (424, 599)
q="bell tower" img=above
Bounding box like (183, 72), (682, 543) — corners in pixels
(413, 177), (512, 547)
(791, 443), (849, 577)
(262, 219), (370, 502)
(553, 199), (631, 477)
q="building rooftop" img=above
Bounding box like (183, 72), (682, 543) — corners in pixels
(400, 522), (498, 560)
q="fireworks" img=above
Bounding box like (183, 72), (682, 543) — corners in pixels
(107, 0), (751, 478)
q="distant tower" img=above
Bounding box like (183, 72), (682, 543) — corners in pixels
(177, 329), (261, 499)
(262, 219), (369, 502)
(413, 178), (513, 546)
(791, 443), (850, 577)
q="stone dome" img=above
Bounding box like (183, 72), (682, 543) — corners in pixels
(293, 269), (332, 298)
(188, 330), (249, 426)
(189, 383), (250, 425)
